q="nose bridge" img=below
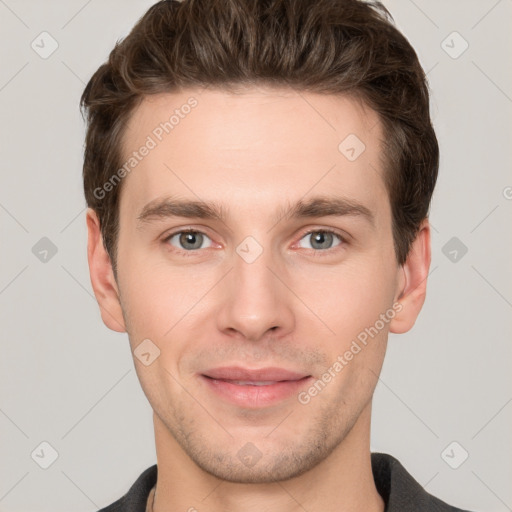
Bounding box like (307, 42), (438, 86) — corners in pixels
(215, 235), (295, 341)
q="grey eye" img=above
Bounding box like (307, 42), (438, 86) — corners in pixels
(298, 231), (342, 250)
(168, 231), (212, 250)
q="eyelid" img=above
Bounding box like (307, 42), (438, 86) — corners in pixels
(293, 227), (348, 253)
(161, 226), (349, 255)
(297, 227), (348, 242)
(162, 227), (216, 254)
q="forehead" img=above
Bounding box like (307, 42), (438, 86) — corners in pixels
(118, 86), (388, 225)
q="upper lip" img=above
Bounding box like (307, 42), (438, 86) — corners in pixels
(202, 366), (310, 381)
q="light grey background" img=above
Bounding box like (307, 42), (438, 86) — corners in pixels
(1, 0), (511, 511)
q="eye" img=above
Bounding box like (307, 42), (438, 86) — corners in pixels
(164, 230), (213, 251)
(297, 229), (344, 251)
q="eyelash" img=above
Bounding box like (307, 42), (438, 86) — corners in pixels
(162, 228), (348, 257)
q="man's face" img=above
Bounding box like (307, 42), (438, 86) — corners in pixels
(110, 86), (404, 482)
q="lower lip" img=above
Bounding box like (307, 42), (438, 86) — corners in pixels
(200, 375), (313, 408)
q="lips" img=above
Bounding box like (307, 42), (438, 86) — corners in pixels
(200, 366), (312, 407)
(202, 366), (309, 383)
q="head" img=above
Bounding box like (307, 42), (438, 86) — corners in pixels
(83, 0), (437, 483)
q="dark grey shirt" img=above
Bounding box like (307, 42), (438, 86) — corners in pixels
(97, 452), (472, 511)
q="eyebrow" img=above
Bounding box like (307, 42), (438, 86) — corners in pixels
(136, 195), (375, 228)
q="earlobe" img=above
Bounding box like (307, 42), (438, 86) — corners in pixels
(86, 208), (126, 333)
(389, 219), (431, 335)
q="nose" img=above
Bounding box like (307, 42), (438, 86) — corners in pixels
(215, 242), (295, 342)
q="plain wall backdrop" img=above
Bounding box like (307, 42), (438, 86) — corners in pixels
(0, 0), (511, 511)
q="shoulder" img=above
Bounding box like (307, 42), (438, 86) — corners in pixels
(371, 452), (475, 512)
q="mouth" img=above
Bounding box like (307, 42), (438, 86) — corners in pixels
(202, 366), (309, 381)
(199, 366), (313, 408)
(207, 379), (285, 386)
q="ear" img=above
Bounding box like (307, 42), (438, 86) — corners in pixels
(86, 208), (126, 333)
(389, 218), (431, 334)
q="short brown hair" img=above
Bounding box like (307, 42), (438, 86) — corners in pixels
(81, 0), (438, 274)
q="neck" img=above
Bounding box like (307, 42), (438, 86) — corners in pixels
(150, 403), (384, 512)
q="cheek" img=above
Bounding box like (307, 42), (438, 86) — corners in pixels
(117, 249), (218, 354)
(291, 257), (397, 339)
(309, 265), (392, 406)
(117, 253), (174, 339)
